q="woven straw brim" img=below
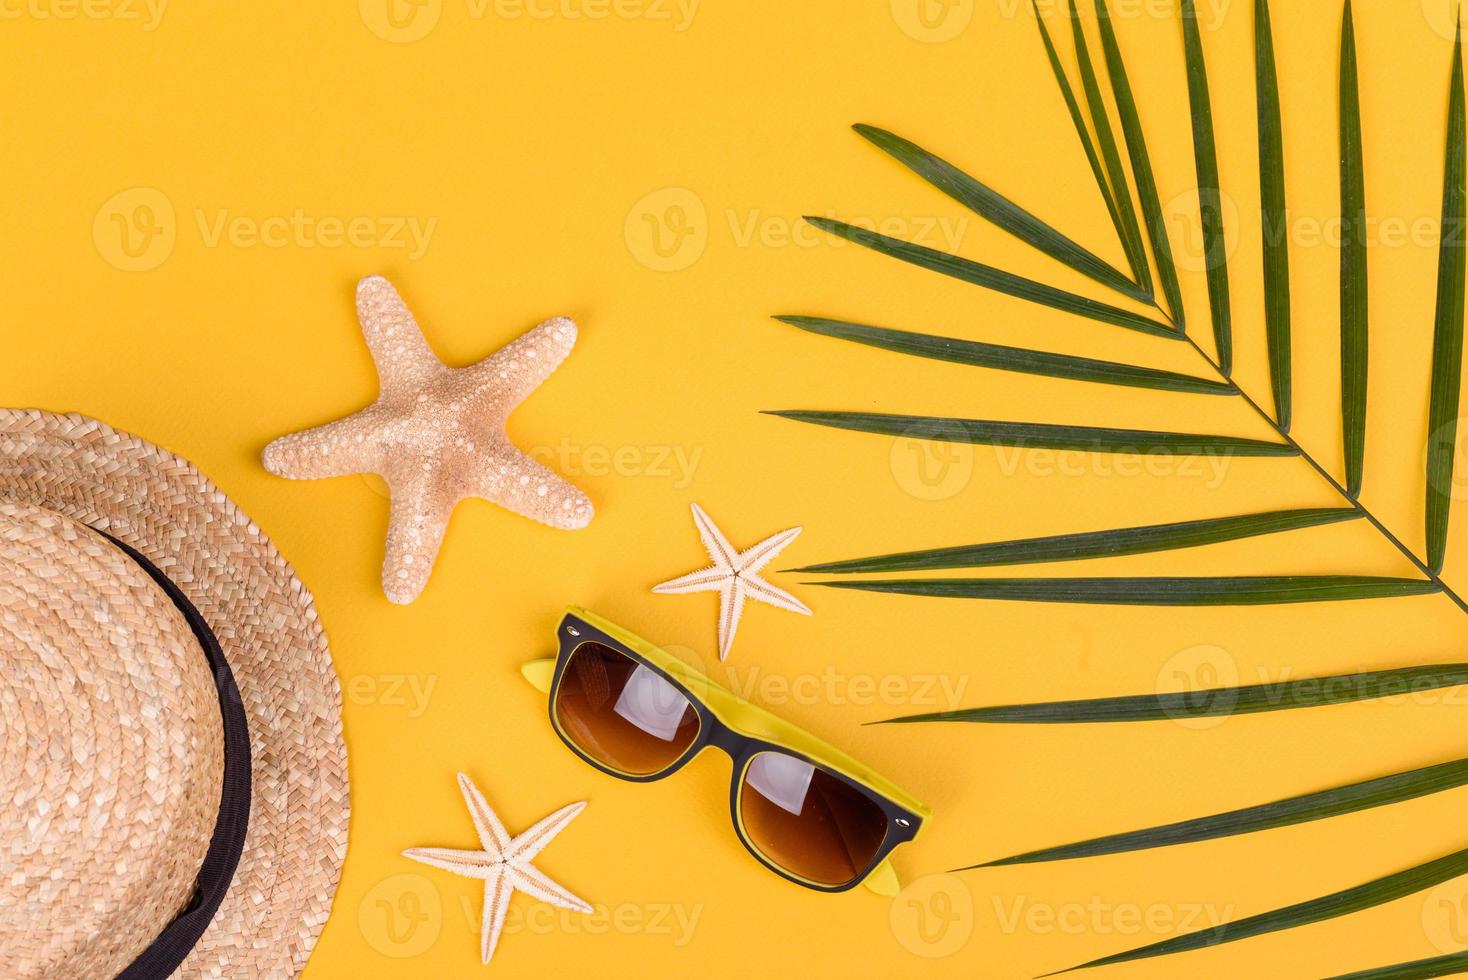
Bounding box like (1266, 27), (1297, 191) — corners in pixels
(0, 410), (349, 978)
(1, 502), (224, 976)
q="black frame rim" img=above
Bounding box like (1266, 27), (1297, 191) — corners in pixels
(545, 611), (921, 893)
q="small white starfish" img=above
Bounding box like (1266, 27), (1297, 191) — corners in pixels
(652, 503), (811, 660)
(404, 773), (591, 966)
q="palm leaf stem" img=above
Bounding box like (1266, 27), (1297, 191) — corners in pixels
(789, 10), (1467, 617)
(1176, 332), (1468, 615)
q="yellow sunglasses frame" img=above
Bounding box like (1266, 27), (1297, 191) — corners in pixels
(521, 606), (931, 896)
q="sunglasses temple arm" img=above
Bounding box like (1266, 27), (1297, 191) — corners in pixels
(520, 657), (556, 694)
(863, 858), (900, 897)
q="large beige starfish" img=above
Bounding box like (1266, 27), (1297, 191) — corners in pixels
(652, 503), (810, 660)
(262, 276), (593, 603)
(404, 773), (591, 966)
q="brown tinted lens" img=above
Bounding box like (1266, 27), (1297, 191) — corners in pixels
(554, 641), (701, 776)
(739, 752), (889, 887)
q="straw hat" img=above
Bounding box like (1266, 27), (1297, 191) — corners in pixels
(0, 410), (349, 978)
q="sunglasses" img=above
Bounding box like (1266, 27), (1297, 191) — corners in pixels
(520, 607), (929, 895)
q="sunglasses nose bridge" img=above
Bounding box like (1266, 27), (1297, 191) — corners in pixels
(698, 712), (746, 762)
(667, 724), (745, 801)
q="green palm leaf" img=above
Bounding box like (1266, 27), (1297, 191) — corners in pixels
(879, 664), (1468, 725)
(765, 409), (1293, 456)
(773, 316), (1229, 394)
(803, 218), (1177, 337)
(1096, 0), (1186, 329)
(851, 125), (1146, 302)
(975, 755), (1468, 868)
(1256, 0), (1292, 429)
(1427, 25), (1467, 575)
(1052, 846), (1468, 973)
(1181, 0), (1234, 373)
(1031, 0), (1140, 292)
(1064, 0), (1152, 297)
(779, 6), (1468, 971)
(795, 508), (1357, 574)
(1341, 0), (1368, 498)
(1327, 952), (1468, 980)
(817, 575), (1438, 606)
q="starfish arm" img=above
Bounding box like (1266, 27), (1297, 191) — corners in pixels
(742, 574), (812, 616)
(651, 565), (729, 595)
(261, 407), (387, 480)
(690, 503), (739, 570)
(736, 526), (803, 575)
(401, 847), (499, 879)
(506, 802), (586, 863)
(381, 469), (458, 605)
(473, 438), (593, 531)
(480, 867), (513, 965)
(716, 578), (747, 661)
(356, 276), (445, 398)
(457, 773), (512, 856)
(464, 316), (579, 408)
(508, 863), (593, 914)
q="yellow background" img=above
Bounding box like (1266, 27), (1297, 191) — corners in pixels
(7, 0), (1468, 976)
